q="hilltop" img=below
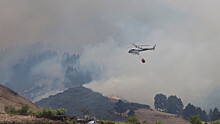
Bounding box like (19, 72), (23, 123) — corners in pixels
(36, 85), (150, 121)
(36, 86), (120, 120)
(0, 84), (41, 113)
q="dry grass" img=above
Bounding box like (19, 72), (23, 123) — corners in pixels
(0, 113), (65, 124)
(135, 109), (191, 124)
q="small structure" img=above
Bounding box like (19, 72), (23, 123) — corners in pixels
(87, 117), (99, 124)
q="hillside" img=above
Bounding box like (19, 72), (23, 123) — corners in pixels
(135, 109), (190, 124)
(36, 86), (150, 121)
(36, 86), (191, 123)
(0, 84), (41, 113)
(36, 86), (119, 120)
(0, 83), (191, 123)
(0, 114), (65, 124)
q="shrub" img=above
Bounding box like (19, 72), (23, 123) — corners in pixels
(5, 104), (30, 115)
(56, 108), (67, 115)
(4, 105), (16, 114)
(155, 120), (163, 124)
(17, 104), (30, 115)
(66, 120), (76, 123)
(212, 120), (220, 124)
(190, 115), (202, 124)
(35, 108), (56, 119)
(35, 108), (67, 119)
(126, 115), (140, 124)
(97, 120), (116, 124)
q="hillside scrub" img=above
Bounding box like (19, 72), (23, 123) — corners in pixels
(5, 105), (67, 121)
(98, 120), (117, 124)
(4, 105), (16, 115)
(5, 104), (30, 115)
(212, 120), (220, 124)
(56, 108), (67, 115)
(126, 115), (140, 124)
(190, 115), (202, 124)
(17, 104), (30, 115)
(35, 108), (67, 119)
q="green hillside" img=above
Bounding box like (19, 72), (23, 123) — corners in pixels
(35, 86), (119, 120)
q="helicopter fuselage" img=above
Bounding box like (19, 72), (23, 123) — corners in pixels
(128, 44), (156, 55)
(128, 49), (140, 55)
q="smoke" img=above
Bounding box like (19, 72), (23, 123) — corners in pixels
(29, 56), (65, 102)
(0, 43), (48, 84)
(1, 0), (220, 109)
(81, 0), (220, 109)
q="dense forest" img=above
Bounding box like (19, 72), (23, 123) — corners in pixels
(4, 51), (91, 102)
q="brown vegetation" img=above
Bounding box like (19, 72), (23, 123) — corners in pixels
(135, 108), (191, 124)
(0, 113), (65, 124)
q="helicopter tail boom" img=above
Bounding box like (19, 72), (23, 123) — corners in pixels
(152, 44), (156, 50)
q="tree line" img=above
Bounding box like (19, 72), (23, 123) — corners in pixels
(154, 93), (220, 122)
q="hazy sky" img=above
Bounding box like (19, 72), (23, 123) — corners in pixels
(1, 0), (220, 109)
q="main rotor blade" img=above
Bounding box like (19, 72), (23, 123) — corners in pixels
(137, 45), (150, 46)
(132, 44), (150, 46)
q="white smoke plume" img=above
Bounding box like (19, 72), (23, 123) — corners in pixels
(0, 0), (220, 109)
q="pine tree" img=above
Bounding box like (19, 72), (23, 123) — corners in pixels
(114, 100), (127, 117)
(154, 93), (167, 111)
(166, 95), (183, 115)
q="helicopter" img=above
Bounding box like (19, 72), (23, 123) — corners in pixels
(128, 44), (156, 63)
